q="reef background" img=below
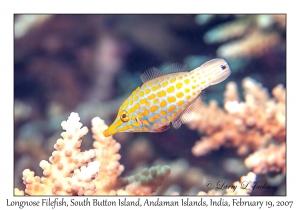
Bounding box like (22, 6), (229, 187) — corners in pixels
(14, 14), (286, 195)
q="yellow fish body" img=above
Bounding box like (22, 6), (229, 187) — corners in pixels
(103, 58), (230, 137)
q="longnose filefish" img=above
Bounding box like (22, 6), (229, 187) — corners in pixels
(103, 58), (231, 137)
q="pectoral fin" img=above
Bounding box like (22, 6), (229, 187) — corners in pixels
(172, 94), (204, 129)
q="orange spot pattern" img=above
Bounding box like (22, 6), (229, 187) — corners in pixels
(167, 105), (176, 112)
(148, 94), (155, 100)
(150, 106), (159, 112)
(177, 100), (184, 106)
(141, 99), (148, 105)
(170, 78), (176, 83)
(167, 96), (176, 103)
(142, 109), (149, 116)
(157, 90), (166, 97)
(176, 82), (182, 89)
(162, 81), (168, 87)
(153, 98), (159, 103)
(160, 100), (167, 107)
(167, 86), (175, 93)
(139, 91), (144, 97)
(154, 114), (160, 119)
(160, 110), (167, 116)
(176, 92), (184, 98)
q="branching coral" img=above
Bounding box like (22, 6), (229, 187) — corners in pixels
(245, 142), (286, 174)
(17, 113), (100, 195)
(187, 77), (286, 174)
(15, 113), (171, 196)
(85, 117), (124, 195)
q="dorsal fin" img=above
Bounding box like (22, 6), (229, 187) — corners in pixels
(140, 67), (162, 84)
(172, 92), (205, 129)
(140, 63), (189, 83)
(163, 63), (189, 75)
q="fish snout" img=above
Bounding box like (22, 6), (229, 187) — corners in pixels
(103, 128), (111, 137)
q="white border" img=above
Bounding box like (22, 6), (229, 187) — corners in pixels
(1, 0), (298, 209)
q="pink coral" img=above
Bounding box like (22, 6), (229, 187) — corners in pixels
(245, 143), (286, 174)
(188, 77), (285, 158)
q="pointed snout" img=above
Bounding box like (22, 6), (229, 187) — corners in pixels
(103, 118), (123, 137)
(103, 129), (111, 137)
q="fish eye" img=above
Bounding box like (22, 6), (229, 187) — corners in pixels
(220, 65), (226, 70)
(120, 110), (130, 122)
